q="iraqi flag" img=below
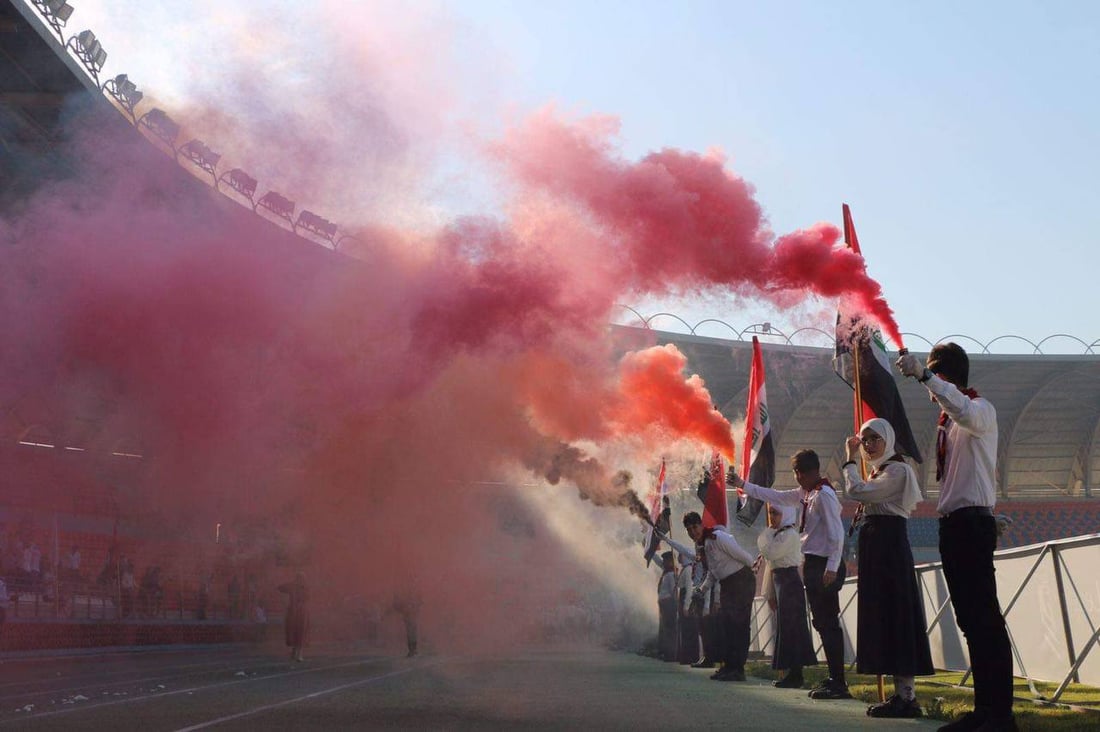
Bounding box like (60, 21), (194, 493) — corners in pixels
(833, 204), (923, 462)
(642, 460), (669, 566)
(735, 337), (776, 526)
(696, 452), (728, 529)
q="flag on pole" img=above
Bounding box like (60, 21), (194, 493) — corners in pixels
(735, 337), (776, 526)
(833, 204), (923, 462)
(642, 459), (669, 566)
(696, 452), (728, 529)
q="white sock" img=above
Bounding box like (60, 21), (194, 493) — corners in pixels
(893, 676), (916, 702)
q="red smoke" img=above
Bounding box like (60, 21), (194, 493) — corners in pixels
(492, 107), (904, 344)
(611, 345), (735, 462)
(2, 14), (908, 656)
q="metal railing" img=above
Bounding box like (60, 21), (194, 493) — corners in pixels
(5, 578), (261, 623)
(749, 533), (1100, 703)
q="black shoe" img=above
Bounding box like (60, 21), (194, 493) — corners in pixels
(724, 668), (746, 681)
(691, 659), (716, 669)
(809, 677), (834, 692)
(938, 712), (988, 732)
(973, 715), (1018, 732)
(809, 680), (853, 700)
(867, 695), (923, 718)
(709, 669), (730, 680)
(773, 674), (804, 689)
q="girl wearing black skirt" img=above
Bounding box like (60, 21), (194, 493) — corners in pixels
(758, 503), (817, 688)
(842, 417), (934, 718)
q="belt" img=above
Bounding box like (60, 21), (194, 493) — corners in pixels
(939, 506), (993, 521)
(719, 566), (752, 582)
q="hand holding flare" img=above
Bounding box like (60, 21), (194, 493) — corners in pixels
(725, 466), (746, 495)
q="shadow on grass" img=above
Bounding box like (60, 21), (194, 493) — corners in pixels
(746, 662), (1100, 731)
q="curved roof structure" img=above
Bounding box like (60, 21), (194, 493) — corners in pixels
(631, 328), (1100, 500)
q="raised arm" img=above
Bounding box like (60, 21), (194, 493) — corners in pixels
(843, 462), (908, 504)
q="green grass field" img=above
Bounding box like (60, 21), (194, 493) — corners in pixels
(746, 662), (1100, 731)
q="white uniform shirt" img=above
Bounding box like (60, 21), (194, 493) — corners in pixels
(658, 570), (677, 602)
(843, 461), (921, 518)
(699, 527), (754, 588)
(677, 564), (695, 612)
(757, 525), (800, 603)
(925, 375), (998, 514)
(742, 480), (845, 572)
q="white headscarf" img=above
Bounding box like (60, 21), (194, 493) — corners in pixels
(860, 417), (924, 512)
(860, 417), (896, 470)
(770, 504), (797, 530)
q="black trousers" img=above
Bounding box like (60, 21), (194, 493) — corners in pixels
(718, 567), (755, 672)
(803, 554), (846, 681)
(700, 612), (719, 662)
(658, 598), (678, 660)
(678, 593), (700, 663)
(940, 513), (1014, 718)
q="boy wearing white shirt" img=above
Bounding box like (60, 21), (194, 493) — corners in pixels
(681, 511), (755, 682)
(728, 449), (851, 700)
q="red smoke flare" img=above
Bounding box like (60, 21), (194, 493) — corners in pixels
(611, 345), (735, 462)
(492, 107), (905, 345)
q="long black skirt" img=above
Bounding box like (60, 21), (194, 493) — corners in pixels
(772, 566), (817, 670)
(856, 515), (934, 675)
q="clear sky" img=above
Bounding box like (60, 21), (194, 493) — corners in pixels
(70, 0), (1100, 352)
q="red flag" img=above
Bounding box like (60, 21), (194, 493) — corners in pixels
(701, 452), (727, 529)
(842, 203), (862, 256)
(735, 337), (775, 526)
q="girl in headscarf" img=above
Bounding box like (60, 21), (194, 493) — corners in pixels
(843, 417), (934, 718)
(757, 502), (817, 689)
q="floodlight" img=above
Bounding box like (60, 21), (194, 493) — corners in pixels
(257, 191), (296, 225)
(218, 168), (258, 202)
(66, 29), (108, 83)
(34, 0), (74, 39)
(295, 210), (338, 242)
(103, 74), (144, 121)
(138, 108), (181, 151)
(179, 139), (221, 179)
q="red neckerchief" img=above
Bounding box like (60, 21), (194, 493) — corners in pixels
(799, 478), (832, 533)
(700, 526), (720, 542)
(936, 387), (979, 481)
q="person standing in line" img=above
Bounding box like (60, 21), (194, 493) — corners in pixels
(676, 551), (701, 665)
(674, 511), (755, 681)
(757, 503), (817, 689)
(842, 418), (935, 718)
(697, 559), (722, 669)
(728, 450), (851, 699)
(656, 551), (679, 662)
(898, 344), (1016, 732)
(277, 572), (309, 662)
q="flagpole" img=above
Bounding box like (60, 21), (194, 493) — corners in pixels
(845, 208), (885, 704)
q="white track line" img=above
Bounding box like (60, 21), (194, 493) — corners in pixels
(172, 666), (423, 731)
(0, 657), (388, 726)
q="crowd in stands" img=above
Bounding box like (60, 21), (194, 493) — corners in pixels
(0, 527), (272, 625)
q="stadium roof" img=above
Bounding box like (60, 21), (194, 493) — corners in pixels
(627, 327), (1100, 500)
